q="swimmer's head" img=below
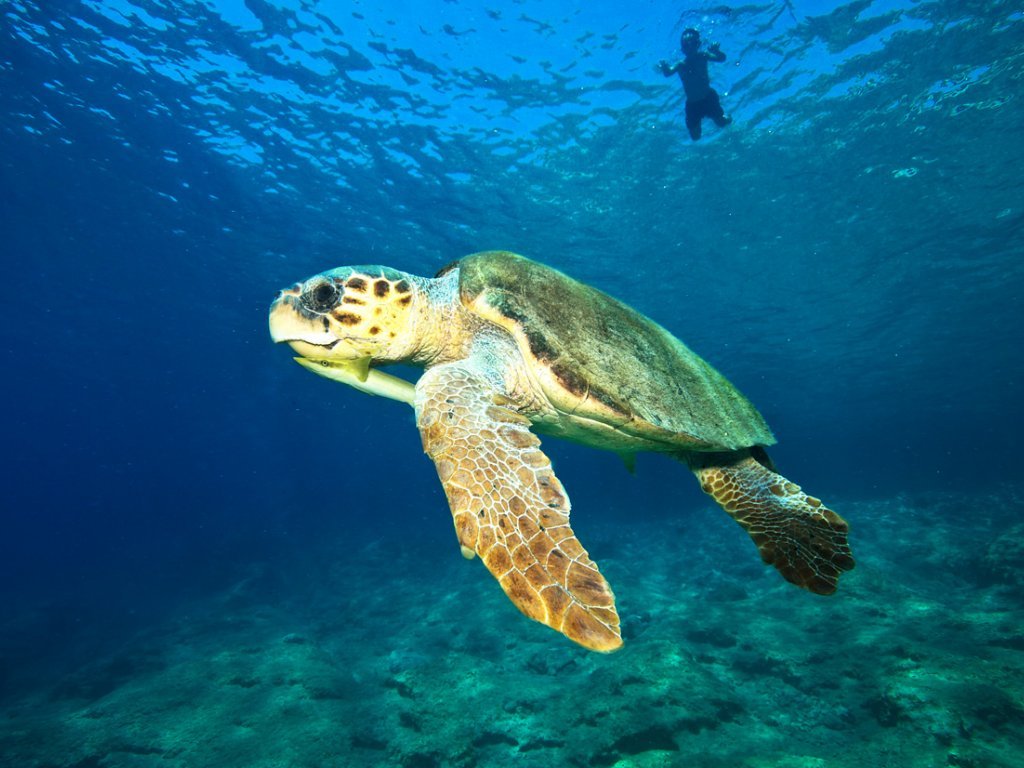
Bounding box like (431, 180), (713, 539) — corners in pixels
(681, 28), (700, 54)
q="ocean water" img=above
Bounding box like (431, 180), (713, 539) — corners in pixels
(2, 0), (1022, 765)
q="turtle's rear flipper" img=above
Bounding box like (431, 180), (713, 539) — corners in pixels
(416, 361), (622, 652)
(685, 451), (855, 594)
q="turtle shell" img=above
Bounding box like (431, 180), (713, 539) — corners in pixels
(457, 251), (774, 451)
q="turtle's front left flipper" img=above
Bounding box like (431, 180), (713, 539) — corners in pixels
(415, 362), (621, 652)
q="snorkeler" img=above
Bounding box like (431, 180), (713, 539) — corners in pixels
(658, 28), (732, 141)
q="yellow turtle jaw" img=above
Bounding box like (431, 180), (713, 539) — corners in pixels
(269, 295), (338, 350)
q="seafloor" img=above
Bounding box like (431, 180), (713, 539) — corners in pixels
(2, 488), (1022, 768)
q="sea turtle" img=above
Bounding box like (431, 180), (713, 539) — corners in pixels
(268, 251), (854, 652)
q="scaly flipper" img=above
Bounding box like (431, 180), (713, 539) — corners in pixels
(686, 451), (855, 594)
(415, 362), (621, 652)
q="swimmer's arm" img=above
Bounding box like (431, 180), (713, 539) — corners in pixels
(707, 44), (726, 63)
(657, 59), (680, 76)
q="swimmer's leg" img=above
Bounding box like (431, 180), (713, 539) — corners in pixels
(685, 100), (702, 140)
(709, 90), (732, 127)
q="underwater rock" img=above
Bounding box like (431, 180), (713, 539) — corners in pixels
(981, 524), (1024, 587)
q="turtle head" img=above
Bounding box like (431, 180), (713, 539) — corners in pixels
(269, 266), (421, 365)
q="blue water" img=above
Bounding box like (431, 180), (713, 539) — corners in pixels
(2, 1), (1023, 766)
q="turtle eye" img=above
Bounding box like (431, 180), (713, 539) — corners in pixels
(304, 279), (338, 312)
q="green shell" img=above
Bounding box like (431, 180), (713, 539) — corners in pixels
(458, 251), (774, 451)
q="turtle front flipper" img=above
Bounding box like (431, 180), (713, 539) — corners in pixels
(686, 451), (855, 594)
(415, 362), (622, 652)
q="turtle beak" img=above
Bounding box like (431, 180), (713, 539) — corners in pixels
(268, 289), (337, 349)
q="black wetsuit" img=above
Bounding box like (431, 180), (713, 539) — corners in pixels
(662, 48), (729, 140)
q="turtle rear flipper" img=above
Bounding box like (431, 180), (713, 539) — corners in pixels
(686, 451), (855, 594)
(416, 361), (622, 652)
